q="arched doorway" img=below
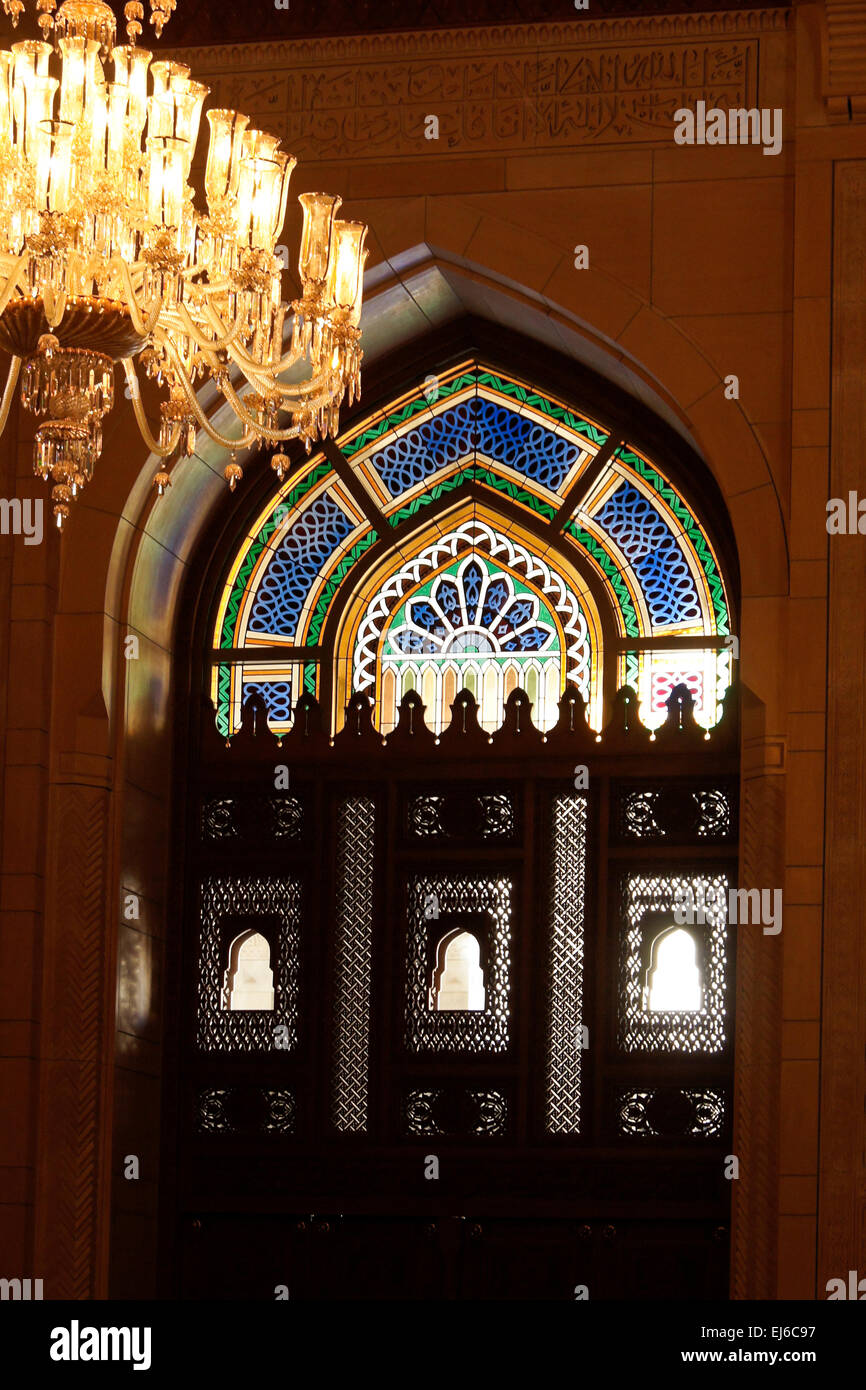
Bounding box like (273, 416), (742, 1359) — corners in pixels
(160, 351), (740, 1299)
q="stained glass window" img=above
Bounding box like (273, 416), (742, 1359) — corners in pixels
(208, 361), (733, 739)
(352, 519), (597, 735)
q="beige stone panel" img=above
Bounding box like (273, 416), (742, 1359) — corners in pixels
(115, 924), (162, 1049)
(616, 307), (718, 410)
(120, 786), (171, 917)
(425, 197), (485, 257)
(463, 214), (564, 293)
(785, 750), (825, 863)
(461, 187), (652, 297)
(784, 866), (822, 905)
(0, 1203), (30, 1276)
(1, 767), (47, 874)
(752, 421), (791, 508)
(122, 634), (173, 802)
(0, 1166), (31, 1204)
(653, 179), (789, 317)
(687, 391), (774, 499)
(538, 258), (643, 347)
(794, 161), (832, 300)
(739, 596), (787, 724)
(348, 156), (506, 200)
(798, 125), (866, 162)
(776, 1217), (817, 1299)
(759, 21), (793, 111)
(9, 585), (54, 624)
(653, 142), (793, 184)
(792, 298), (831, 410)
(779, 1175), (817, 1216)
(782, 1021), (820, 1058)
(352, 196), (427, 267)
(0, 1059), (38, 1165)
(792, 408), (829, 448)
(49, 614), (111, 758)
(0, 878), (42, 912)
(114, 1030), (162, 1077)
(780, 1063), (819, 1179)
(787, 712), (825, 751)
(793, 3), (826, 132)
(726, 486), (787, 596)
(0, 1020), (38, 1056)
(781, 905), (822, 1019)
(673, 312), (790, 423)
(3, 729), (48, 767)
(785, 598), (827, 711)
(507, 148), (652, 191)
(110, 1207), (158, 1299)
(790, 559), (826, 597)
(4, 622), (51, 730)
(0, 911), (40, 1018)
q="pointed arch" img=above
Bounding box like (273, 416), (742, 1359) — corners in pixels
(206, 360), (735, 738)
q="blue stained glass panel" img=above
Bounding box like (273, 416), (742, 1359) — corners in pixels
(368, 397), (582, 498)
(462, 560), (484, 622)
(242, 679), (293, 725)
(248, 493), (354, 639)
(592, 480), (702, 627)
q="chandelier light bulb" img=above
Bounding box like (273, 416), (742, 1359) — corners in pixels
(0, 0), (368, 528)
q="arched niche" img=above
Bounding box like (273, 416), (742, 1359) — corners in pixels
(429, 929), (487, 1012)
(222, 929), (275, 1012)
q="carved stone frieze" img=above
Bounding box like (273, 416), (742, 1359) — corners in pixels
(172, 12), (787, 161)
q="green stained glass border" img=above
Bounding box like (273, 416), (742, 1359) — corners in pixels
(341, 370), (478, 459)
(217, 460), (334, 650)
(340, 366), (609, 462)
(387, 464), (558, 528)
(563, 519), (641, 638)
(306, 530), (378, 647)
(215, 662), (231, 737)
(474, 370), (608, 446)
(616, 447), (730, 636)
(214, 658), (319, 736)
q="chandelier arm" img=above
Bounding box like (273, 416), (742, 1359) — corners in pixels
(0, 261), (26, 321)
(121, 359), (183, 459)
(0, 356), (21, 436)
(174, 303), (248, 353)
(113, 260), (164, 338)
(217, 371), (336, 437)
(269, 372), (341, 403)
(199, 303), (307, 380)
(216, 334), (335, 402)
(160, 339), (275, 449)
(213, 343), (316, 401)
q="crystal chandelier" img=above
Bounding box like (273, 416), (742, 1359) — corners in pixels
(0, 0), (368, 526)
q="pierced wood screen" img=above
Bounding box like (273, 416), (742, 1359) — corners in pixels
(332, 795), (377, 1133)
(195, 874), (302, 1053)
(174, 679), (738, 1300)
(618, 871), (731, 1054)
(545, 793), (588, 1134)
(404, 873), (513, 1054)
